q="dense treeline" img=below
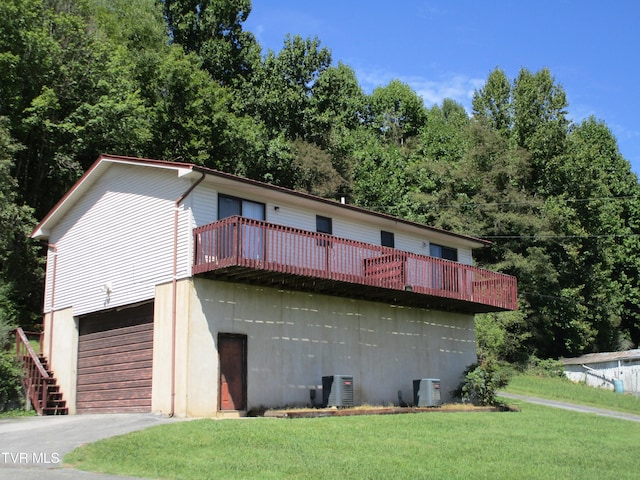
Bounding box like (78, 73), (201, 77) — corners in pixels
(1, 0), (639, 362)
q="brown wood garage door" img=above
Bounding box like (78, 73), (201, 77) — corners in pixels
(77, 303), (154, 414)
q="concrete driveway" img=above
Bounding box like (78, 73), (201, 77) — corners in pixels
(0, 413), (179, 479)
(499, 392), (640, 422)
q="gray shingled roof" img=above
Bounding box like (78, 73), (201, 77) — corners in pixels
(562, 349), (640, 365)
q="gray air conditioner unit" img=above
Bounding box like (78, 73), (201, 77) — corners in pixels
(322, 375), (354, 407)
(413, 378), (442, 407)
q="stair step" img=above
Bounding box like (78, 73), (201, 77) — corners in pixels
(42, 407), (69, 415)
(19, 352), (68, 416)
(34, 385), (60, 393)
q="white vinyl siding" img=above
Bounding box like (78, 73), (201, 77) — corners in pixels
(190, 183), (218, 227)
(44, 164), (196, 316)
(191, 184), (475, 265)
(43, 163), (478, 317)
(42, 247), (57, 315)
(266, 204), (475, 265)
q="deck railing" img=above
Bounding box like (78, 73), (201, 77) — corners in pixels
(193, 216), (518, 311)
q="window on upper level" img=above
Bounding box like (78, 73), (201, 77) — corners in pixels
(219, 194), (265, 221)
(381, 230), (395, 248)
(429, 243), (458, 261)
(316, 215), (332, 235)
(316, 215), (332, 247)
(218, 194), (266, 260)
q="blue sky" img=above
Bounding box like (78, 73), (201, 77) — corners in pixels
(245, 1), (640, 176)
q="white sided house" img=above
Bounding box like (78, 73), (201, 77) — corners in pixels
(31, 155), (518, 416)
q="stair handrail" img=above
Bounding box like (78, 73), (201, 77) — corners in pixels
(15, 327), (49, 378)
(15, 327), (49, 415)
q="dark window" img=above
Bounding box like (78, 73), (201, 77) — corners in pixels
(217, 194), (266, 260)
(316, 215), (332, 235)
(381, 231), (395, 248)
(219, 194), (241, 219)
(218, 194), (265, 221)
(429, 243), (458, 261)
(316, 215), (332, 247)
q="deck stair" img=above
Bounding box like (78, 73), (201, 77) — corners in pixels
(15, 328), (68, 415)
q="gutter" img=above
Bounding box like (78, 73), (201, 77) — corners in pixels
(169, 172), (206, 417)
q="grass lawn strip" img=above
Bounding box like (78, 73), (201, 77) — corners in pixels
(65, 403), (639, 480)
(505, 374), (640, 415)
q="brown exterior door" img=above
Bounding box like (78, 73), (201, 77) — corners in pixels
(218, 334), (247, 411)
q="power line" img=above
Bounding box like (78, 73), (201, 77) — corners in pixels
(482, 233), (640, 240)
(423, 195), (639, 209)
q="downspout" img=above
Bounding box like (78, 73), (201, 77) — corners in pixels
(170, 172), (206, 417)
(47, 244), (58, 366)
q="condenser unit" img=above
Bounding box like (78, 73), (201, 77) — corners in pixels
(322, 375), (354, 407)
(413, 378), (442, 407)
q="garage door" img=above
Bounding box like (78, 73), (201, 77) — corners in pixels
(77, 303), (154, 413)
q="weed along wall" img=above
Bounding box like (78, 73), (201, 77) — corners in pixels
(152, 278), (477, 417)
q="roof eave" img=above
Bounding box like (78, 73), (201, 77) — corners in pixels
(31, 154), (491, 250)
(30, 154), (196, 240)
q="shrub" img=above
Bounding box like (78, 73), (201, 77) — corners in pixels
(0, 350), (22, 412)
(0, 315), (24, 412)
(455, 357), (512, 406)
(527, 356), (565, 377)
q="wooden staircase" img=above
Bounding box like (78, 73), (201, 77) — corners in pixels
(15, 328), (68, 415)
(37, 355), (69, 415)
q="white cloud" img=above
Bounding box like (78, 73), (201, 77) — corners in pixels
(410, 75), (485, 110)
(354, 67), (485, 111)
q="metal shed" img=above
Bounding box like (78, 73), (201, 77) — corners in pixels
(562, 350), (640, 393)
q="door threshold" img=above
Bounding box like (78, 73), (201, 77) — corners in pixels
(217, 410), (247, 418)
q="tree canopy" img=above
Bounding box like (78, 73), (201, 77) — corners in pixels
(1, 0), (639, 362)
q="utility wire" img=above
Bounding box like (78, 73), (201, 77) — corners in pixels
(482, 233), (640, 240)
(423, 195), (639, 209)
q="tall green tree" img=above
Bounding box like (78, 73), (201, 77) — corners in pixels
(0, 118), (43, 329)
(472, 67), (512, 136)
(0, 0), (167, 217)
(0, 0), (95, 216)
(349, 128), (415, 219)
(246, 34), (332, 140)
(368, 79), (427, 145)
(162, 0), (260, 85)
(305, 63), (366, 149)
(512, 67), (569, 189)
(542, 117), (640, 352)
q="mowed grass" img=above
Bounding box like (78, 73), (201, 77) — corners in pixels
(504, 374), (640, 415)
(65, 401), (639, 480)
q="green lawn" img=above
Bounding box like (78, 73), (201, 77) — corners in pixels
(504, 374), (640, 415)
(65, 395), (639, 479)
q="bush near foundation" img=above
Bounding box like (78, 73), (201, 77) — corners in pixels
(456, 357), (512, 406)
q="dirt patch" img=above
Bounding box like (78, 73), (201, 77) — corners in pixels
(262, 404), (518, 418)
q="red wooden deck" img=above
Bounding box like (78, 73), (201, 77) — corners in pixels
(193, 216), (517, 313)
